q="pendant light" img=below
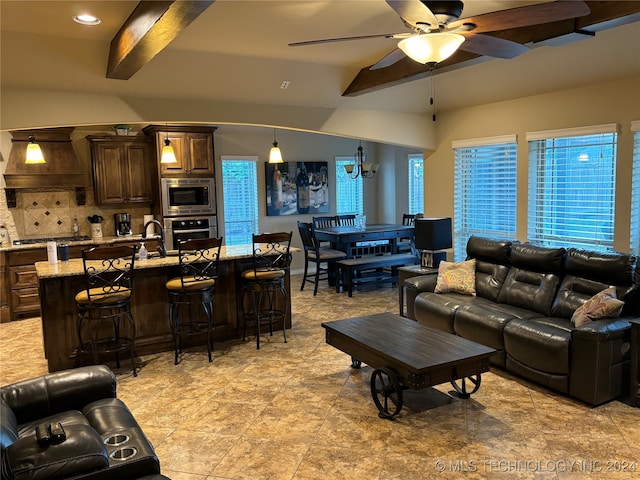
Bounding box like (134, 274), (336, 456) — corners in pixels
(344, 140), (378, 179)
(269, 128), (283, 163)
(25, 136), (45, 164)
(160, 126), (177, 164)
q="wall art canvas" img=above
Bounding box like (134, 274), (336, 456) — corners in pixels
(265, 161), (329, 216)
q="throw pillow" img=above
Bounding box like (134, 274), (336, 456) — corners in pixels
(434, 259), (476, 296)
(571, 286), (624, 327)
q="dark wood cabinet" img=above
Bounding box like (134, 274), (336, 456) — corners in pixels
(87, 136), (154, 205)
(143, 125), (216, 177)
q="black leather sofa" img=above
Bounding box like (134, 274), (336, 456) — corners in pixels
(1, 365), (170, 480)
(405, 236), (639, 405)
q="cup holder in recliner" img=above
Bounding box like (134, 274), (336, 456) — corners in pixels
(104, 434), (130, 446)
(110, 446), (138, 460)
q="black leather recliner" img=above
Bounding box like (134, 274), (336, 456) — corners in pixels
(1, 365), (170, 480)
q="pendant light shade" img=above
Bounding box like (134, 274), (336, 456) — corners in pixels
(160, 137), (177, 164)
(161, 139), (177, 164)
(269, 129), (283, 163)
(398, 33), (465, 64)
(25, 136), (45, 164)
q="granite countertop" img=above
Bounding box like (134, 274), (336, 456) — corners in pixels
(35, 244), (299, 279)
(1, 234), (161, 253)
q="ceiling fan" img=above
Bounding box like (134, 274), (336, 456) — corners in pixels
(289, 0), (591, 69)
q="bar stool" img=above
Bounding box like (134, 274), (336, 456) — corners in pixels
(241, 232), (292, 349)
(75, 245), (137, 376)
(165, 237), (222, 365)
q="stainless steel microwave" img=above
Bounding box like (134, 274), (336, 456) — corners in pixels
(161, 177), (216, 216)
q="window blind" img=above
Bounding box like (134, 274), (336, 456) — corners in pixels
(408, 154), (424, 215)
(453, 136), (517, 261)
(221, 156), (259, 245)
(631, 121), (640, 256)
(527, 126), (618, 252)
(335, 157), (363, 215)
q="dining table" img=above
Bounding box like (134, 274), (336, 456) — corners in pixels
(313, 223), (414, 258)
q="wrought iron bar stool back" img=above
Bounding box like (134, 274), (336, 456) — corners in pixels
(398, 213), (418, 253)
(241, 231), (292, 349)
(165, 237), (222, 364)
(75, 245), (137, 376)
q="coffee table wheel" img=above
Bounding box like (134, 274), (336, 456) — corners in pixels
(450, 374), (482, 399)
(370, 368), (403, 419)
(351, 357), (362, 369)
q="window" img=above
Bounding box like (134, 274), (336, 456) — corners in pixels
(408, 153), (424, 214)
(527, 124), (618, 252)
(631, 121), (640, 256)
(221, 156), (259, 245)
(453, 135), (517, 261)
(335, 157), (363, 215)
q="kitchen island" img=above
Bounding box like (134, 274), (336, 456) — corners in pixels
(35, 245), (295, 372)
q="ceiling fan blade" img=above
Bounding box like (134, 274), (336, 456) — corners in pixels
(386, 0), (438, 29)
(449, 0), (591, 34)
(459, 34), (528, 59)
(369, 48), (407, 70)
(289, 33), (408, 47)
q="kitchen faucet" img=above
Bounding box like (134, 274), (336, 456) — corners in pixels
(142, 220), (167, 258)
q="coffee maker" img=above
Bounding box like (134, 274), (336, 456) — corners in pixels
(115, 213), (132, 236)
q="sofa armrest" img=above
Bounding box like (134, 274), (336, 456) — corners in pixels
(3, 424), (109, 480)
(571, 317), (632, 342)
(405, 275), (438, 320)
(569, 317), (633, 405)
(1, 366), (116, 425)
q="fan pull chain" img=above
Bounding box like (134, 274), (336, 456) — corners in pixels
(430, 67), (436, 122)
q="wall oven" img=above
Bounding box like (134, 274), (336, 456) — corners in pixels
(161, 177), (216, 217)
(164, 216), (218, 251)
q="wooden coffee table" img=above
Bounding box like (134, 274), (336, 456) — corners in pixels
(322, 313), (496, 419)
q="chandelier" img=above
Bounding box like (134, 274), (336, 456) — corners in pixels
(344, 141), (379, 179)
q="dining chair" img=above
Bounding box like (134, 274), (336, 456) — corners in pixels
(241, 232), (292, 349)
(312, 216), (337, 229)
(336, 214), (356, 226)
(165, 237), (222, 364)
(75, 245), (138, 376)
(297, 221), (347, 296)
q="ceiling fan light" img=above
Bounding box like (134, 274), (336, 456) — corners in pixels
(398, 33), (465, 64)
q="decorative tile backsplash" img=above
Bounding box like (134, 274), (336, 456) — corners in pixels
(22, 191), (73, 236)
(1, 189), (153, 240)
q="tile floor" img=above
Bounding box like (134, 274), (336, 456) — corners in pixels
(1, 276), (639, 479)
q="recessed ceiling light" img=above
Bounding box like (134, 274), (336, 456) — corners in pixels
(73, 14), (101, 26)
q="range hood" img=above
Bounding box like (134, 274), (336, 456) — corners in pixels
(4, 127), (87, 207)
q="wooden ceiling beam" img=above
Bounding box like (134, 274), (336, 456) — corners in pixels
(343, 1), (640, 97)
(106, 0), (215, 80)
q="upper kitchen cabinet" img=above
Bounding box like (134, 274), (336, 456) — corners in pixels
(143, 125), (216, 177)
(87, 135), (155, 205)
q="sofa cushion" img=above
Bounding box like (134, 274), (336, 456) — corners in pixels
(508, 243), (565, 273)
(0, 398), (18, 450)
(571, 287), (624, 327)
(551, 275), (612, 319)
(466, 236), (512, 265)
(497, 268), (562, 317)
(503, 317), (573, 375)
(474, 260), (510, 303)
(435, 259), (476, 296)
(414, 292), (490, 333)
